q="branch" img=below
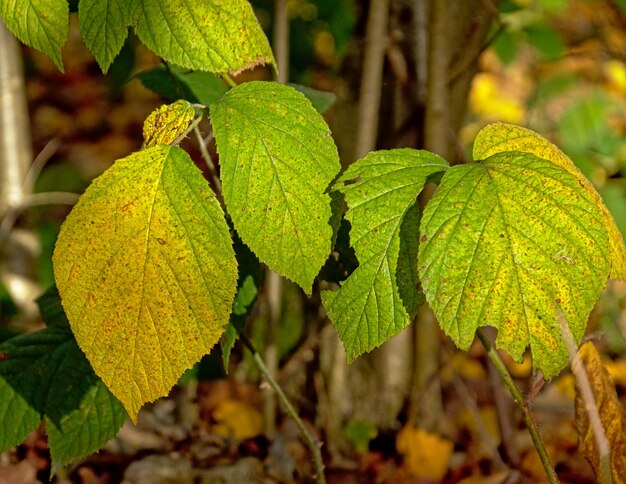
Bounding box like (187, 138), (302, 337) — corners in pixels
(476, 329), (559, 484)
(354, 0), (391, 160)
(240, 333), (326, 484)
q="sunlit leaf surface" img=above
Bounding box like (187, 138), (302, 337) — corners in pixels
(130, 0), (275, 74)
(473, 122), (626, 279)
(212, 81), (340, 293)
(419, 150), (611, 378)
(322, 149), (447, 360)
(53, 145), (238, 419)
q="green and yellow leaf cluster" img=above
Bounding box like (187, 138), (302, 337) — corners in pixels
(324, 123), (626, 379)
(0, 0), (275, 74)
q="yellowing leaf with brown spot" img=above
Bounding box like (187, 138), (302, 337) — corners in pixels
(53, 145), (238, 420)
(419, 150), (611, 378)
(396, 426), (453, 480)
(575, 342), (626, 482)
(142, 100), (195, 148)
(473, 123), (626, 279)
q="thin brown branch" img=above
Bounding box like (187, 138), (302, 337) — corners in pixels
(354, 0), (391, 160)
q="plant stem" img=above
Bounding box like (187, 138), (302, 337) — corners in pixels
(193, 125), (222, 196)
(0, 18), (39, 322)
(240, 333), (326, 484)
(273, 0), (289, 84)
(172, 115), (203, 146)
(476, 329), (559, 484)
(222, 73), (237, 88)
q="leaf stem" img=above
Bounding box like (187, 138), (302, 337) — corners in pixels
(240, 333), (326, 484)
(172, 115), (203, 146)
(192, 125), (222, 196)
(476, 329), (558, 484)
(222, 73), (237, 89)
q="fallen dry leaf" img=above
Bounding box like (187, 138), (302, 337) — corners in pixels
(396, 426), (453, 480)
(211, 399), (263, 440)
(574, 342), (626, 482)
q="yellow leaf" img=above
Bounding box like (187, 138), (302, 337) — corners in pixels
(501, 352), (532, 378)
(575, 342), (626, 482)
(396, 426), (453, 480)
(473, 123), (626, 280)
(142, 100), (196, 148)
(469, 74), (525, 124)
(604, 60), (626, 94)
(211, 399), (263, 440)
(53, 145), (238, 420)
(443, 353), (486, 381)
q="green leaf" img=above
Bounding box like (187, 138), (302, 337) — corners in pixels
(136, 66), (192, 101)
(78, 0), (131, 73)
(221, 233), (263, 371)
(36, 286), (69, 328)
(46, 378), (127, 468)
(344, 419), (377, 454)
(419, 151), (612, 378)
(129, 0), (275, 74)
(322, 149), (448, 361)
(0, 339), (41, 451)
(473, 122), (626, 279)
(492, 29), (519, 65)
(288, 83), (336, 113)
(524, 23), (564, 60)
(175, 68), (229, 106)
(136, 65), (229, 106)
(0, 0), (68, 71)
(142, 100), (196, 148)
(53, 145), (238, 420)
(212, 81), (341, 293)
(0, 326), (126, 461)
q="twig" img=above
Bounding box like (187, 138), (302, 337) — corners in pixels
(487, 354), (521, 466)
(263, 270), (282, 434)
(240, 333), (326, 484)
(557, 310), (612, 484)
(448, 0), (505, 88)
(172, 115), (203, 146)
(0, 192), (79, 249)
(222, 74), (237, 89)
(192, 125), (222, 195)
(476, 329), (559, 484)
(22, 138), (61, 194)
(274, 0), (289, 84)
(412, 0), (428, 104)
(354, 0), (391, 160)
(449, 23), (505, 88)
